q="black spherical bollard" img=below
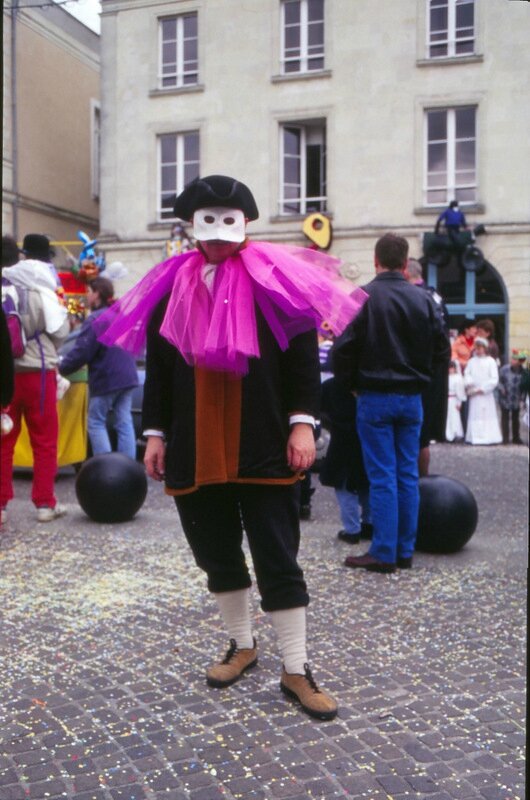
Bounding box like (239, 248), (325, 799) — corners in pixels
(75, 453), (148, 522)
(415, 475), (478, 554)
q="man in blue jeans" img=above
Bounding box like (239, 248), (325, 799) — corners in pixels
(60, 277), (139, 460)
(332, 234), (450, 573)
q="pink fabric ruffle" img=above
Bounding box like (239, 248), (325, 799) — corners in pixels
(96, 241), (367, 374)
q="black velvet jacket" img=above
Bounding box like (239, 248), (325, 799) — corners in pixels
(142, 296), (321, 492)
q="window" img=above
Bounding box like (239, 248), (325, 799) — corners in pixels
(425, 106), (476, 206)
(280, 121), (326, 215)
(91, 100), (100, 200)
(159, 13), (198, 89)
(281, 0), (324, 74)
(428, 0), (474, 59)
(158, 132), (200, 220)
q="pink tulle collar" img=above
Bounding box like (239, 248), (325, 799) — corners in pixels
(96, 241), (366, 374)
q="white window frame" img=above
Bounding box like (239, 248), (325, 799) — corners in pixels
(279, 122), (326, 215)
(424, 106), (477, 207)
(90, 99), (100, 200)
(281, 0), (325, 75)
(427, 0), (475, 59)
(157, 131), (200, 221)
(158, 12), (198, 89)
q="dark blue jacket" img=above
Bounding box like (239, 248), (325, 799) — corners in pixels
(59, 307), (138, 396)
(436, 206), (467, 230)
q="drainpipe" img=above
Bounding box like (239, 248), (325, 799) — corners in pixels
(11, 0), (19, 240)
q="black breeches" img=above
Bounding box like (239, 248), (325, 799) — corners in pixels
(174, 483), (309, 612)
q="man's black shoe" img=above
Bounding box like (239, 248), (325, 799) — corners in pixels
(397, 556), (413, 569)
(337, 530), (360, 545)
(299, 504), (311, 520)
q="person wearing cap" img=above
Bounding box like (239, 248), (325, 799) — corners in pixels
(498, 350), (527, 444)
(475, 318), (501, 365)
(1, 235), (70, 524)
(463, 337), (502, 445)
(95, 174), (367, 721)
(20, 233), (61, 288)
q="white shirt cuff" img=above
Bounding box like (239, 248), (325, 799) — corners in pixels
(143, 429), (165, 438)
(289, 414), (316, 428)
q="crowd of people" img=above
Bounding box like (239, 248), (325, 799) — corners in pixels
(1, 233), (137, 526)
(1, 183), (528, 723)
(447, 317), (527, 445)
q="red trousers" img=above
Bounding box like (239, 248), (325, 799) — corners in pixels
(1, 371), (59, 509)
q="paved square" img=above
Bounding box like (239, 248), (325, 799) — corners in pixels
(0, 443), (526, 799)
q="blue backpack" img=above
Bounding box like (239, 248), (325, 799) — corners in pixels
(1, 283), (27, 358)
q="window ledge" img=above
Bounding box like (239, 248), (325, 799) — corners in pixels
(149, 84), (205, 98)
(414, 204), (485, 216)
(269, 212), (333, 224)
(416, 54), (483, 68)
(148, 221), (178, 230)
(271, 69), (332, 84)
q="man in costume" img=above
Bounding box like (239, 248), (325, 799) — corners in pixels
(97, 175), (366, 720)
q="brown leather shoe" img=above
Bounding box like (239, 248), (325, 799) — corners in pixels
(344, 553), (396, 573)
(280, 664), (338, 720)
(206, 638), (258, 688)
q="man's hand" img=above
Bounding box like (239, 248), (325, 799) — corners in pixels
(144, 436), (166, 481)
(286, 423), (316, 472)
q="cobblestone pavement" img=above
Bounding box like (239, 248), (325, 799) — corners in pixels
(0, 443), (527, 800)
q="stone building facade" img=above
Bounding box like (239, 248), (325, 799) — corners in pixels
(98, 0), (530, 353)
(2, 1), (100, 254)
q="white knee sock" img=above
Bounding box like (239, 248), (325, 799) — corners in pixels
(213, 588), (254, 649)
(270, 607), (307, 674)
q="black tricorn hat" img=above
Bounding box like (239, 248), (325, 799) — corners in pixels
(22, 233), (55, 261)
(173, 175), (259, 221)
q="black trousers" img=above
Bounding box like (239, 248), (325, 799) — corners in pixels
(501, 408), (520, 443)
(174, 483), (309, 612)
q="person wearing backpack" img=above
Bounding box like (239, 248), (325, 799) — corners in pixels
(1, 306), (14, 410)
(59, 276), (139, 460)
(1, 235), (70, 524)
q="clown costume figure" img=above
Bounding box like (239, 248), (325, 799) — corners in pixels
(464, 337), (502, 445)
(95, 175), (367, 721)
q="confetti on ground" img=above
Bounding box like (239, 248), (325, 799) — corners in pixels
(0, 443), (526, 799)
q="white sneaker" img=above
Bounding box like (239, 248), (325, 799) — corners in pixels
(37, 504), (67, 523)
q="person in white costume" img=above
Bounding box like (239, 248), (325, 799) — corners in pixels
(464, 338), (502, 445)
(446, 360), (466, 442)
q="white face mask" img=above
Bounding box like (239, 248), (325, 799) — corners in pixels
(192, 207), (246, 243)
